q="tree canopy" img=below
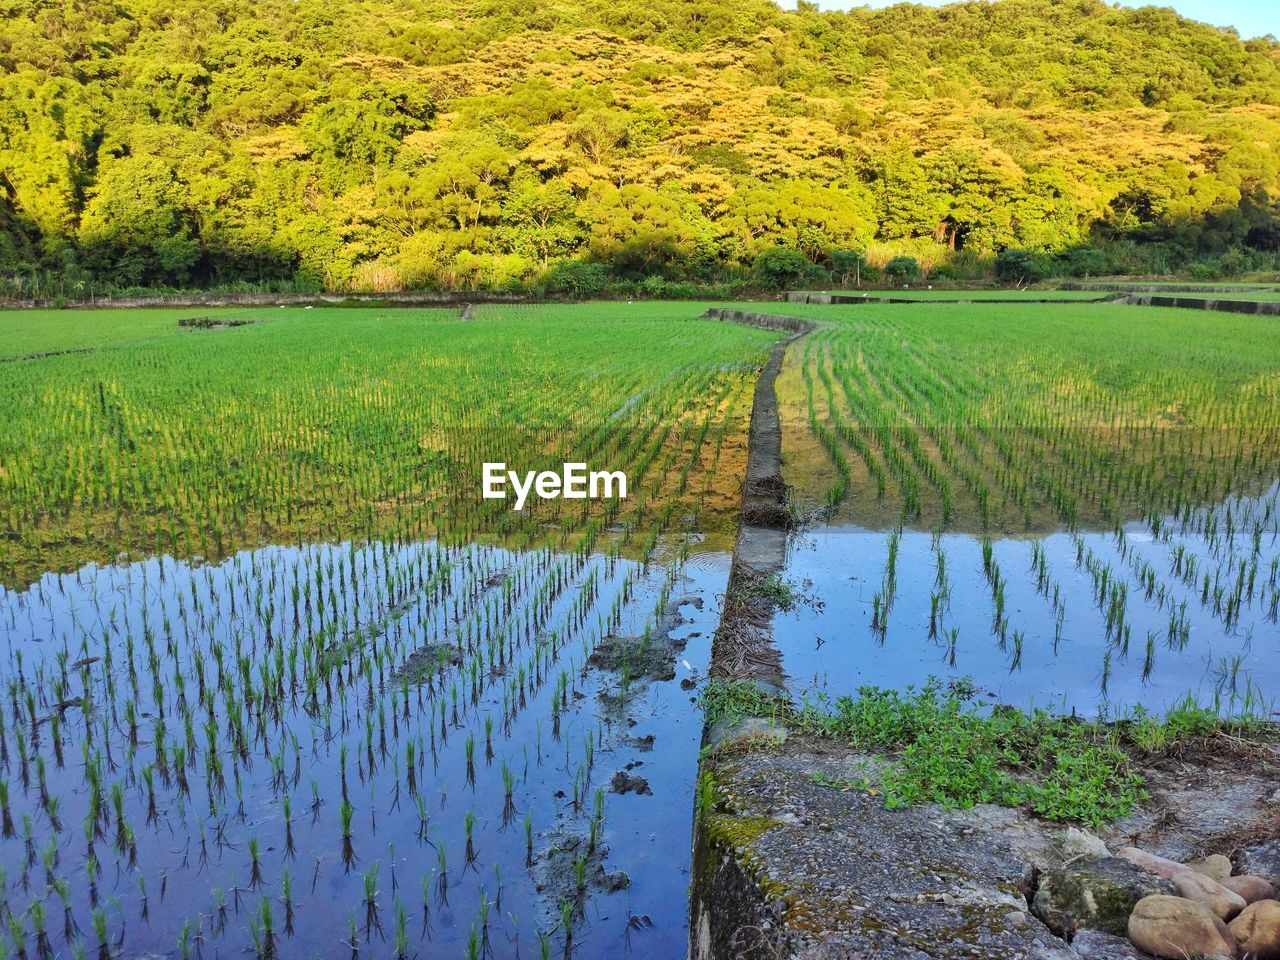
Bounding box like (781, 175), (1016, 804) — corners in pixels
(1, 0), (1278, 291)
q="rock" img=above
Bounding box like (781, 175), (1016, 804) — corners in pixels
(1228, 899), (1280, 960)
(1032, 857), (1175, 937)
(1063, 827), (1111, 860)
(1240, 841), (1280, 884)
(1115, 847), (1186, 880)
(609, 771), (652, 796)
(1220, 874), (1277, 904)
(1187, 854), (1234, 883)
(1071, 929), (1149, 959)
(1172, 870), (1247, 921)
(1128, 895), (1237, 960)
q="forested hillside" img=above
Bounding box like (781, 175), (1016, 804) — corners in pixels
(2, 0), (1278, 293)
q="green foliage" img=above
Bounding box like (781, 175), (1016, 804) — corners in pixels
(796, 681), (1149, 826)
(830, 249), (866, 286)
(753, 246), (814, 290)
(77, 156), (202, 286)
(1, 0), (1278, 292)
(882, 256), (922, 284)
(995, 248), (1052, 284)
(1061, 246), (1111, 277)
(543, 261), (608, 299)
(704, 675), (1273, 827)
(698, 681), (789, 728)
(734, 574), (807, 612)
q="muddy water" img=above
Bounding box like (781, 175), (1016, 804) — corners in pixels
(772, 483), (1280, 717)
(0, 539), (723, 958)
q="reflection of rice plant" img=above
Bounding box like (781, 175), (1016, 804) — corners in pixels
(340, 800), (357, 870)
(245, 835), (264, 889)
(589, 788), (605, 855)
(434, 844), (448, 907)
(464, 811), (479, 871)
(362, 862), (381, 934)
(501, 763), (517, 825)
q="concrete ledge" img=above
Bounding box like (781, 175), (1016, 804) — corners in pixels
(1116, 294), (1280, 314)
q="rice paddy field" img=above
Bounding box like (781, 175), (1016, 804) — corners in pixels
(767, 299), (1280, 717)
(795, 290), (1112, 301)
(2, 295), (1279, 960)
(0, 304), (777, 960)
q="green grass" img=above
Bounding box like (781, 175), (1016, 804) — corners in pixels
(0, 302), (776, 582)
(794, 289), (1111, 301)
(701, 678), (1274, 826)
(761, 300), (1280, 531)
(0, 307), (209, 357)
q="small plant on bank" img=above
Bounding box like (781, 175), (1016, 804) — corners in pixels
(704, 676), (1276, 827)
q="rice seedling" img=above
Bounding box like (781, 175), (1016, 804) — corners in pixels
(772, 299), (1280, 715)
(0, 306), (744, 960)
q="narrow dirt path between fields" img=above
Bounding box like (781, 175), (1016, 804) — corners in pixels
(701, 308), (815, 689)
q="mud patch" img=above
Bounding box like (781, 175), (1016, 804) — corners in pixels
(610, 770), (653, 795)
(178, 315), (261, 329)
(533, 831), (630, 911)
(590, 633), (679, 685)
(588, 594), (702, 687)
(393, 642), (463, 681)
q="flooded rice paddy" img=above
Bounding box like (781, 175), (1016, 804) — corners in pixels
(0, 536), (723, 959)
(770, 301), (1280, 718)
(0, 305), (779, 959)
(2, 298), (1279, 957)
(776, 482), (1280, 716)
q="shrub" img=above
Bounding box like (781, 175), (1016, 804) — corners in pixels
(830, 249), (867, 286)
(753, 246), (813, 290)
(996, 248), (1051, 283)
(883, 255), (922, 284)
(543, 261), (608, 298)
(637, 275), (701, 299)
(1061, 246), (1110, 277)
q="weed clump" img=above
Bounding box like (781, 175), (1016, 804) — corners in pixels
(701, 677), (1276, 826)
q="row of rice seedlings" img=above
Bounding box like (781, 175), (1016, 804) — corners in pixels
(793, 309), (1278, 704)
(0, 309), (773, 583)
(0, 501), (704, 958)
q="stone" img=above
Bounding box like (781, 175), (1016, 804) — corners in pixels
(1070, 929), (1149, 959)
(1240, 841), (1280, 884)
(1128, 895), (1237, 960)
(1172, 869), (1247, 921)
(1115, 847), (1187, 880)
(1062, 827), (1111, 860)
(1032, 857), (1175, 937)
(1228, 899), (1280, 960)
(1220, 874), (1277, 904)
(1187, 854), (1235, 883)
